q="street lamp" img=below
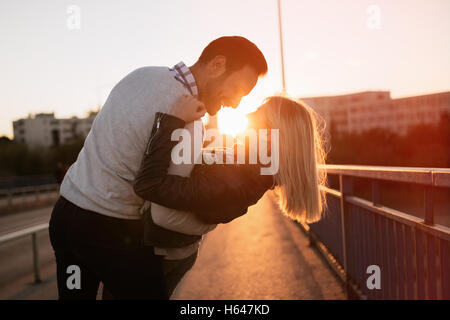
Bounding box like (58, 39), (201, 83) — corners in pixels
(277, 0), (287, 93)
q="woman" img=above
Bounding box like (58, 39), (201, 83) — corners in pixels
(134, 94), (328, 298)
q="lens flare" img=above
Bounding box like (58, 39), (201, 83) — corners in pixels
(217, 107), (248, 137)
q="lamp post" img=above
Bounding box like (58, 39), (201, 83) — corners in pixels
(277, 0), (287, 93)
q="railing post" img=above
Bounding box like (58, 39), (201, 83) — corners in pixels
(424, 185), (434, 225)
(339, 174), (354, 299)
(32, 233), (42, 283)
(372, 180), (381, 207)
(7, 189), (12, 208)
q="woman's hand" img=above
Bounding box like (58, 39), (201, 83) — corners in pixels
(170, 94), (206, 123)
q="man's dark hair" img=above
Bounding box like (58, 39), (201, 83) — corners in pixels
(197, 36), (268, 77)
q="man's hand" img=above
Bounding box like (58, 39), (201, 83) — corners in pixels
(170, 94), (206, 123)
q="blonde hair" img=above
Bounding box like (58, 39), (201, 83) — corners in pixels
(260, 96), (328, 223)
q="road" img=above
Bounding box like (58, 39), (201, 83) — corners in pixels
(0, 207), (55, 299)
(0, 194), (345, 300)
(172, 194), (345, 299)
(0, 191), (59, 208)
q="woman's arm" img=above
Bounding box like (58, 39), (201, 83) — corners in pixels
(151, 202), (217, 235)
(133, 112), (272, 224)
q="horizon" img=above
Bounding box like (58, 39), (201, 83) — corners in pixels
(6, 87), (449, 124)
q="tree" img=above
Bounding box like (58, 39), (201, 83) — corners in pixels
(326, 112), (449, 168)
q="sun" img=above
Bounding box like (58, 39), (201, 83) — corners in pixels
(217, 107), (249, 137)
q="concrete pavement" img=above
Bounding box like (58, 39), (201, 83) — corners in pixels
(172, 193), (346, 300)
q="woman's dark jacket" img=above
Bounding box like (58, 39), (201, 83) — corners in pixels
(133, 112), (275, 226)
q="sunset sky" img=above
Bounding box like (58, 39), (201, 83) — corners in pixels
(1, 0), (449, 138)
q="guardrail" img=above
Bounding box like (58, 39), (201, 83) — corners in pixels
(0, 175), (56, 190)
(301, 165), (450, 300)
(0, 223), (49, 283)
(0, 184), (59, 209)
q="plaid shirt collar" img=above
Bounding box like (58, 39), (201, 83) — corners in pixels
(169, 61), (199, 98)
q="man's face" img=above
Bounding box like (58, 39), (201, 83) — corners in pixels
(203, 65), (259, 115)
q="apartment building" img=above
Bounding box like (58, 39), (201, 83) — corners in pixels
(301, 91), (449, 136)
(13, 112), (97, 148)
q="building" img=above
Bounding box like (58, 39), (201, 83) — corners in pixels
(391, 92), (450, 135)
(301, 91), (450, 136)
(13, 112), (97, 148)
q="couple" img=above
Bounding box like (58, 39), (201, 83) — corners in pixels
(49, 36), (327, 300)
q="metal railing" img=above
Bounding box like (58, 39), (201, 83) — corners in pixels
(301, 165), (450, 300)
(0, 175), (56, 190)
(0, 223), (49, 283)
(0, 184), (59, 209)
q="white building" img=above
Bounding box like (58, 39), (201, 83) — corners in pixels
(13, 112), (97, 148)
(301, 91), (450, 136)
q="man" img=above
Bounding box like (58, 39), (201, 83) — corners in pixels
(49, 36), (268, 299)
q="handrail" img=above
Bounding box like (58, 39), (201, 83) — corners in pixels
(305, 164), (450, 299)
(0, 223), (49, 243)
(0, 223), (49, 283)
(0, 184), (59, 210)
(0, 184), (59, 196)
(317, 164), (450, 187)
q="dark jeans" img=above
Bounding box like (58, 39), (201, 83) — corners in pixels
(162, 251), (198, 298)
(49, 196), (168, 299)
(102, 251), (198, 299)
